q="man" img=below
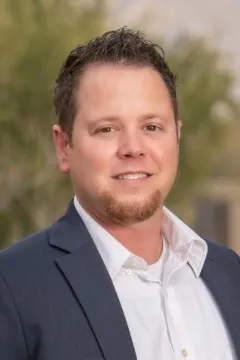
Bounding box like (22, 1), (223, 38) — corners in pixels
(0, 28), (239, 360)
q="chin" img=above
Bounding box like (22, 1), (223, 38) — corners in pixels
(101, 189), (162, 224)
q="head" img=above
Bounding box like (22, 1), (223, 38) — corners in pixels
(53, 27), (182, 225)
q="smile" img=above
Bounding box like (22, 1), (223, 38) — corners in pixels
(114, 173), (151, 180)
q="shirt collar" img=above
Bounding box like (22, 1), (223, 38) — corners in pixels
(74, 196), (208, 279)
(162, 207), (208, 276)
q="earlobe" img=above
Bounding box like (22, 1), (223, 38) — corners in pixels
(52, 125), (70, 174)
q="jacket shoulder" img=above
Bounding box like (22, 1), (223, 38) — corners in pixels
(0, 223), (57, 274)
(205, 239), (240, 265)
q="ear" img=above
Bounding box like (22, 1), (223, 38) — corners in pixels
(177, 120), (182, 141)
(52, 124), (70, 174)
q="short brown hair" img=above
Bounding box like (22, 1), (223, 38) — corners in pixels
(53, 27), (177, 139)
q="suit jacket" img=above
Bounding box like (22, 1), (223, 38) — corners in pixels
(0, 200), (240, 360)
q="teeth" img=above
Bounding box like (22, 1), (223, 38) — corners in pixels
(117, 173), (148, 180)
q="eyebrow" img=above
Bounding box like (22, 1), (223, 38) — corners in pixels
(89, 113), (170, 126)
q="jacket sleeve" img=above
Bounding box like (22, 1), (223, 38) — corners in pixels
(0, 272), (29, 360)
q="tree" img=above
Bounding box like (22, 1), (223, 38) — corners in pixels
(164, 36), (240, 211)
(0, 0), (106, 247)
(1, 7), (239, 247)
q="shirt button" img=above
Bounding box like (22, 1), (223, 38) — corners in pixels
(125, 269), (132, 276)
(181, 349), (188, 357)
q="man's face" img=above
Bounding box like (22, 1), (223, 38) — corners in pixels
(54, 64), (181, 224)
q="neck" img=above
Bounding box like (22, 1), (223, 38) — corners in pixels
(87, 205), (164, 265)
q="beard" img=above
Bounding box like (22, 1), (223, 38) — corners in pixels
(101, 189), (162, 224)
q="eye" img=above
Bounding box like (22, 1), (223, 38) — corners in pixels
(96, 126), (114, 133)
(145, 124), (163, 132)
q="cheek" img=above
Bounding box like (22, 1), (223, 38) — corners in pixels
(70, 142), (114, 174)
(164, 144), (179, 165)
(152, 138), (179, 168)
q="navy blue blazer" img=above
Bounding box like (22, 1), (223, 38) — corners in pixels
(0, 200), (240, 360)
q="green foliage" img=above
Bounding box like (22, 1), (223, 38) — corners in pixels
(0, 0), (106, 247)
(165, 36), (239, 208)
(0, 4), (239, 247)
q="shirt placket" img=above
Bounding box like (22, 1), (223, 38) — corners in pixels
(163, 259), (198, 360)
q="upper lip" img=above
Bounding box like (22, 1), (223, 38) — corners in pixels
(113, 171), (153, 178)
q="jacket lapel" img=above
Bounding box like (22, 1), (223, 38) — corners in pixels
(49, 201), (137, 360)
(201, 242), (240, 359)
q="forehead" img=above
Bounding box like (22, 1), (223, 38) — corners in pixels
(75, 63), (174, 118)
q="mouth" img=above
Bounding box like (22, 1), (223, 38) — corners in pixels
(112, 172), (152, 180)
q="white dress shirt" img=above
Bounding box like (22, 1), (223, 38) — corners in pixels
(74, 196), (235, 360)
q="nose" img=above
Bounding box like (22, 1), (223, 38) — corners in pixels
(117, 131), (145, 159)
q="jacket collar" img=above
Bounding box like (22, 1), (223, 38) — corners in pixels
(49, 200), (240, 360)
(48, 200), (137, 360)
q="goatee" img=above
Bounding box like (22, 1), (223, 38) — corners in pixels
(102, 189), (162, 224)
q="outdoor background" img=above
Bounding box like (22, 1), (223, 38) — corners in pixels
(1, 0), (240, 251)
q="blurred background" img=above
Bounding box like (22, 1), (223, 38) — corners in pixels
(1, 0), (240, 252)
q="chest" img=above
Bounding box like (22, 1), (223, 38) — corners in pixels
(113, 265), (235, 360)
